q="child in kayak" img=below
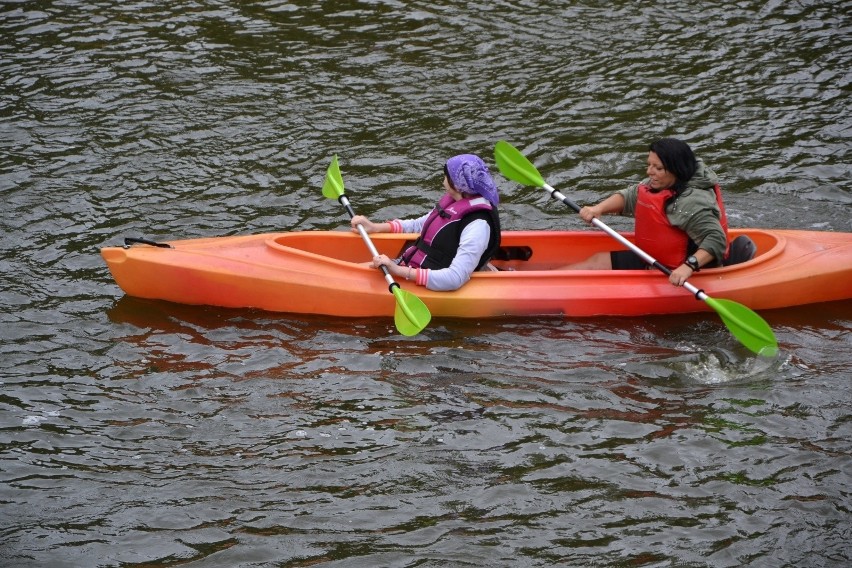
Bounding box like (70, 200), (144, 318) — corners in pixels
(350, 154), (501, 291)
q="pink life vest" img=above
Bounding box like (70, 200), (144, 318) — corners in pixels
(401, 194), (499, 270)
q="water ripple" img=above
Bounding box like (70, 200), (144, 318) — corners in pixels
(1, 1), (850, 566)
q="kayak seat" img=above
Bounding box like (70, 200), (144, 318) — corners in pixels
(483, 246), (533, 271)
(492, 246), (533, 261)
(723, 235), (757, 266)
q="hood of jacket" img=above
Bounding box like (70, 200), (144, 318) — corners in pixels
(684, 158), (718, 193)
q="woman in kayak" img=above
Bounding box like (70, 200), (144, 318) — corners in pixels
(350, 153), (501, 291)
(564, 138), (729, 287)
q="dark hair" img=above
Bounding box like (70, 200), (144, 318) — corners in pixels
(443, 163), (456, 190)
(648, 138), (697, 194)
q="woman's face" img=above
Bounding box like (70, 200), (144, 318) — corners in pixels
(646, 151), (677, 190)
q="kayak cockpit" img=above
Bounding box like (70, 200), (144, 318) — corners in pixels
(265, 229), (785, 273)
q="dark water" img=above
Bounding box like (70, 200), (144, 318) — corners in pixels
(1, 1), (850, 566)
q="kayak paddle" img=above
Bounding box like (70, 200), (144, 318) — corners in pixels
(322, 156), (431, 336)
(493, 140), (778, 357)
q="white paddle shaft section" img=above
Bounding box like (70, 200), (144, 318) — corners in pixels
(340, 195), (397, 289)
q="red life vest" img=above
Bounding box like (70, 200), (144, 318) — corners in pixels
(634, 183), (729, 269)
(401, 194), (500, 270)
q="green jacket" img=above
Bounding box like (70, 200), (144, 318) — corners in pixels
(616, 159), (728, 265)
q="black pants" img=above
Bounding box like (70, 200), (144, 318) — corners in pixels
(610, 250), (648, 270)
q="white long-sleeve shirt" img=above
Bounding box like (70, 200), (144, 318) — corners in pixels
(393, 213), (490, 291)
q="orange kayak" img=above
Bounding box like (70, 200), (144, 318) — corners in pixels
(100, 229), (852, 318)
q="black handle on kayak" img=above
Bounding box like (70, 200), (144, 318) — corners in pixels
(123, 237), (173, 249)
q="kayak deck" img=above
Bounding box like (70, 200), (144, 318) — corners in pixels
(101, 229), (852, 318)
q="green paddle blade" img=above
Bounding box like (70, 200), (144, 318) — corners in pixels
(322, 155), (345, 199)
(705, 297), (778, 357)
(494, 140), (546, 187)
(392, 287), (431, 336)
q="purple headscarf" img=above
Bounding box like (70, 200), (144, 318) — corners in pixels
(445, 154), (500, 206)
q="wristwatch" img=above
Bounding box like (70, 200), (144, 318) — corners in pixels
(685, 255), (700, 272)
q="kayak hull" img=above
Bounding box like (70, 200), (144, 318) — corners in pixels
(100, 229), (852, 318)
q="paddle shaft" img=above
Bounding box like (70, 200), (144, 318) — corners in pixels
(540, 182), (708, 301)
(339, 195), (400, 292)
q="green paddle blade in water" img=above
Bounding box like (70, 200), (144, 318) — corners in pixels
(705, 297), (778, 357)
(393, 287), (431, 336)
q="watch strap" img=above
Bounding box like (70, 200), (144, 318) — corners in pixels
(685, 256), (700, 271)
